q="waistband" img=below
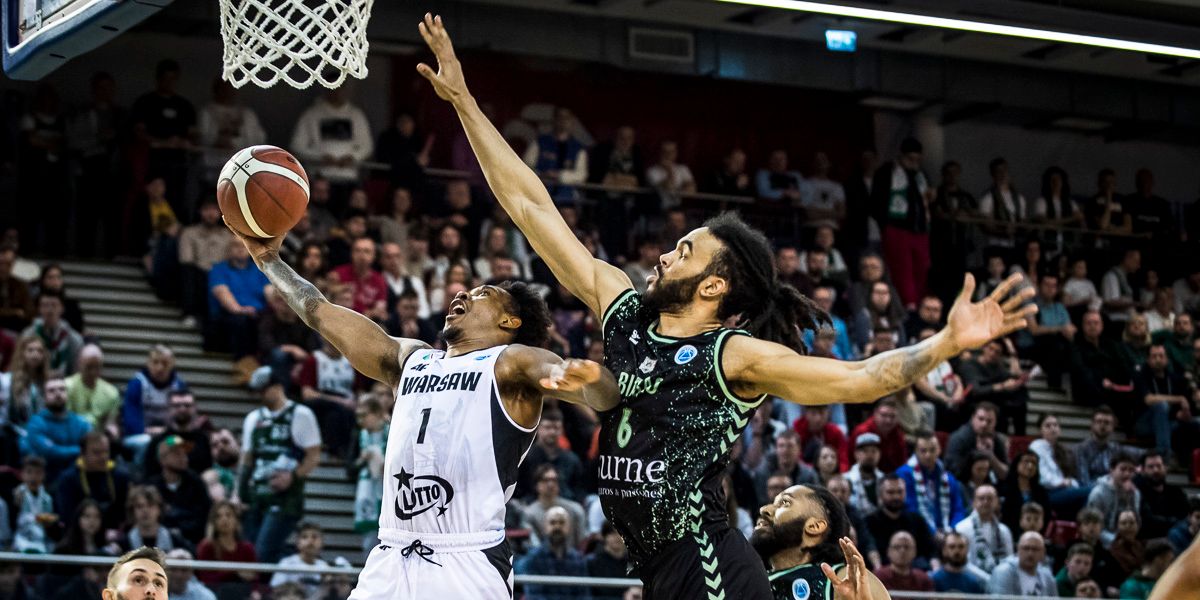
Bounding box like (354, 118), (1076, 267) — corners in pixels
(378, 527), (505, 553)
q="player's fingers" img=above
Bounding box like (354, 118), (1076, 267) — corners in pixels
(1000, 292), (1026, 313)
(956, 272), (976, 306)
(820, 562), (840, 583)
(988, 272), (1024, 304)
(415, 63), (436, 80)
(538, 377), (560, 390)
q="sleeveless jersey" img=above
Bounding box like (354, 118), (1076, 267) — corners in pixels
(598, 289), (765, 568)
(380, 345), (537, 534)
(769, 563), (843, 600)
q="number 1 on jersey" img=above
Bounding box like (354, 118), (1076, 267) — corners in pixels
(417, 407), (432, 444)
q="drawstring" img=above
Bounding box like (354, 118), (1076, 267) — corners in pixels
(400, 539), (442, 567)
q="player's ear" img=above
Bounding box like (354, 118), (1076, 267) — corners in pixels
(499, 315), (523, 333)
(698, 274), (727, 301)
(805, 516), (828, 539)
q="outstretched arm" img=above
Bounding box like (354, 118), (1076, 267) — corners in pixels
(497, 345), (620, 428)
(416, 14), (633, 317)
(725, 273), (1036, 405)
(227, 222), (428, 388)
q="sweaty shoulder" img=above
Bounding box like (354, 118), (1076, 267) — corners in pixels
(718, 334), (787, 383)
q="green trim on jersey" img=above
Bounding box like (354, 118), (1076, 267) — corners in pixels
(712, 329), (767, 411)
(768, 563), (843, 600)
(602, 289), (638, 331)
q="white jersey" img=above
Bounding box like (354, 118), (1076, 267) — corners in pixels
(380, 345), (536, 535)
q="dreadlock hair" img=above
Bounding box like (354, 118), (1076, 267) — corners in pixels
(497, 280), (552, 348)
(702, 212), (829, 354)
(801, 483), (850, 566)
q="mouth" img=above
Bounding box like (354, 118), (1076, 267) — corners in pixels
(447, 299), (468, 319)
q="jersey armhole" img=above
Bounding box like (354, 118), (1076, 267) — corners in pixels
(601, 288), (638, 334)
(713, 329), (767, 411)
(493, 347), (539, 434)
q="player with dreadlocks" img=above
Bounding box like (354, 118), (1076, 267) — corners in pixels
(417, 13), (1036, 599)
(753, 484), (890, 599)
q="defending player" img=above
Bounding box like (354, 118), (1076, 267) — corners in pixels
(752, 485), (890, 600)
(417, 13), (1034, 598)
(226, 226), (619, 598)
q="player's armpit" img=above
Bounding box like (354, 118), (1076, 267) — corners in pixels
(498, 345), (620, 416)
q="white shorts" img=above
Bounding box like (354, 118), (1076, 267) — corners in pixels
(349, 528), (513, 599)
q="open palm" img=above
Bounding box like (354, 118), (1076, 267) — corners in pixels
(416, 14), (470, 103)
(820, 537), (872, 600)
(946, 272), (1037, 352)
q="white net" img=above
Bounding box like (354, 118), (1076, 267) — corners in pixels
(219, 0), (374, 89)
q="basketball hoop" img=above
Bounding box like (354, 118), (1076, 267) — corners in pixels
(218, 0), (374, 89)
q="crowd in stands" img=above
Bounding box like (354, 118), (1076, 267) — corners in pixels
(1, 56), (1200, 599)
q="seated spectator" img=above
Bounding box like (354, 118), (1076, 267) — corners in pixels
(292, 241), (331, 292)
(1134, 344), (1198, 462)
(1055, 542), (1095, 597)
(972, 254), (1009, 303)
(799, 152), (846, 231)
(645, 140), (695, 211)
(2, 335), (50, 428)
(55, 431), (130, 531)
(65, 344), (120, 439)
(177, 200), (233, 327)
(516, 506), (592, 600)
(201, 429), (240, 503)
(802, 286), (855, 360)
(34, 265), (83, 332)
(1101, 249), (1141, 326)
(310, 556), (356, 600)
(1074, 405), (1132, 486)
(1110, 509), (1145, 578)
(147, 434), (212, 544)
(522, 107), (588, 205)
(19, 376), (89, 482)
(258, 286), (319, 388)
(516, 409), (585, 503)
(1075, 577), (1103, 598)
(1119, 539), (1176, 600)
(55, 498), (119, 558)
(195, 501), (258, 593)
(139, 178), (182, 302)
(1029, 414), (1091, 517)
(1071, 507), (1121, 594)
(956, 451), (997, 509)
(1086, 452), (1141, 544)
(1027, 274), (1075, 389)
(20, 291), (83, 375)
(825, 474), (881, 569)
(379, 241), (430, 314)
(164, 548), (217, 600)
(873, 531), (934, 591)
(12, 456), (55, 553)
(303, 178), (338, 242)
(815, 445), (841, 485)
(851, 281), (908, 351)
(998, 451), (1051, 534)
(290, 87), (373, 192)
(1133, 451), (1189, 539)
(375, 112), (432, 192)
(1119, 312), (1153, 375)
(756, 149), (805, 203)
(1172, 266), (1200, 316)
(955, 483), (1013, 574)
(897, 430), (967, 535)
(121, 344), (187, 448)
(587, 522), (630, 599)
(206, 238), (269, 359)
(385, 289), (438, 345)
(1167, 497), (1200, 554)
(961, 339), (1030, 435)
(1145, 288), (1175, 334)
(144, 389), (214, 477)
(1071, 310), (1136, 410)
(705, 148), (751, 196)
(0, 245), (34, 331)
(121, 485), (191, 553)
(850, 397), (907, 472)
(1153, 312), (1195, 377)
(522, 464), (588, 550)
(622, 237), (659, 295)
(1017, 502), (1051, 554)
(864, 474), (938, 567)
(792, 404), (849, 471)
(932, 531), (988, 593)
(903, 296), (944, 345)
(0, 563), (32, 600)
(976, 157), (1026, 249)
(945, 402), (1010, 481)
(330, 237), (389, 323)
(269, 521), (328, 596)
(753, 430), (819, 504)
(371, 187), (416, 248)
(846, 433), (884, 514)
(987, 531), (1055, 595)
(776, 245), (815, 296)
(298, 337), (357, 457)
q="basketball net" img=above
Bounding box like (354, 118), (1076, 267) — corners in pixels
(218, 0), (374, 89)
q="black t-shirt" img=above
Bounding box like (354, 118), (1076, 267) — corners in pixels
(131, 92), (196, 140)
(598, 289), (764, 568)
(865, 509), (937, 563)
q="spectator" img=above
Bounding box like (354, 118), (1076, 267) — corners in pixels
(903, 296), (943, 344)
(846, 433), (884, 514)
(954, 483), (1013, 574)
(371, 187), (415, 249)
(0, 245), (33, 331)
(304, 177), (338, 242)
(523, 107), (588, 204)
(55, 498), (118, 557)
(705, 148), (751, 197)
(873, 531), (934, 591)
(622, 237), (659, 294)
(131, 59), (196, 209)
(1172, 266), (1200, 316)
(846, 253), (906, 324)
(645, 140), (695, 211)
(516, 409), (585, 503)
(385, 290), (438, 345)
(239, 366), (322, 564)
(310, 556), (356, 600)
(517, 506), (592, 600)
(1030, 166), (1083, 249)
(797, 151), (846, 231)
(375, 112), (432, 191)
(1117, 311), (1155, 374)
(792, 404), (849, 471)
(932, 531), (988, 593)
(1085, 168), (1132, 236)
(998, 451), (1051, 534)
(207, 238), (270, 359)
(269, 521), (328, 596)
(976, 157), (1027, 250)
(802, 286), (855, 360)
(826, 474), (882, 569)
(852, 281), (908, 351)
(1074, 405), (1130, 486)
(121, 485), (191, 553)
(1110, 509), (1145, 577)
(802, 226), (850, 286)
(121, 344), (186, 446)
(897, 430), (967, 535)
(755, 149), (805, 203)
(258, 288), (318, 394)
(753, 430), (819, 504)
(987, 531), (1055, 595)
(815, 445), (841, 484)
(1027, 274), (1076, 389)
(54, 430), (130, 530)
(67, 72), (126, 258)
(1070, 310), (1135, 410)
(197, 78), (266, 180)
(195, 501), (258, 593)
(962, 338), (1030, 435)
(776, 245), (815, 296)
(864, 474), (938, 566)
(201, 429), (240, 503)
(328, 237), (389, 323)
(1145, 288), (1176, 334)
(65, 344), (121, 439)
(1153, 312), (1195, 375)
(1134, 451), (1190, 539)
(1086, 452), (1141, 544)
(1029, 414), (1091, 517)
(19, 376), (88, 482)
(290, 87), (373, 194)
(871, 137), (931, 307)
(12, 456), (55, 553)
(1074, 577), (1102, 598)
(297, 337), (357, 458)
(587, 522), (630, 599)
(850, 397), (907, 472)
(147, 434), (212, 543)
(144, 389), (214, 477)
(0, 563), (32, 600)
(21, 291), (83, 375)
(428, 224), (473, 292)
(522, 464), (588, 549)
(1118, 539), (1175, 600)
(1063, 257), (1103, 318)
(944, 402), (1010, 481)
(178, 199), (233, 328)
(379, 241), (431, 316)
(956, 451), (997, 510)
(1055, 542), (1095, 597)
(1133, 344), (1197, 461)
(1167, 497), (1200, 554)
(351, 396), (387, 552)
(1, 335), (49, 428)
(34, 264), (84, 333)
(164, 548), (217, 600)
(1102, 249), (1141, 325)
(1071, 507), (1121, 595)
(432, 180), (487, 254)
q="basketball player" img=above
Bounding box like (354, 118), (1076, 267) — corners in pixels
(226, 227), (620, 597)
(752, 484), (890, 600)
(418, 14), (1035, 598)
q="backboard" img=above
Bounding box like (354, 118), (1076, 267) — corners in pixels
(2, 0), (173, 80)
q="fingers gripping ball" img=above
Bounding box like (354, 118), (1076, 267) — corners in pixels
(218, 145), (309, 238)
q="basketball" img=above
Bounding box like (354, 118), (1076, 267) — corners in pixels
(217, 145), (310, 239)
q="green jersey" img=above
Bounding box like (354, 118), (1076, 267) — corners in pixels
(769, 563), (842, 600)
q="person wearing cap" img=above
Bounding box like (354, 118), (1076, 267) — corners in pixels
(871, 136), (932, 308)
(236, 364), (322, 564)
(845, 431), (885, 514)
(148, 432), (212, 544)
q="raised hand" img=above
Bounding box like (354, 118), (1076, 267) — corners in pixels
(223, 216), (283, 267)
(821, 537), (872, 600)
(540, 359), (602, 392)
(416, 14), (470, 103)
(946, 272), (1037, 352)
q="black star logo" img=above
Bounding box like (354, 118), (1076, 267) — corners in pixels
(436, 504), (449, 517)
(394, 467), (414, 490)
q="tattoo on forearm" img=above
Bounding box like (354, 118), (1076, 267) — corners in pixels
(863, 342), (942, 393)
(260, 254), (327, 329)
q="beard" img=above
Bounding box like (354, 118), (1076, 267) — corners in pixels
(750, 518), (808, 561)
(883, 499), (906, 513)
(173, 413), (193, 428)
(644, 268), (709, 314)
(442, 324), (466, 345)
(216, 450), (239, 468)
(946, 553), (967, 568)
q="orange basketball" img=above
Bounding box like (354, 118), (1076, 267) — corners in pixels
(217, 145), (309, 238)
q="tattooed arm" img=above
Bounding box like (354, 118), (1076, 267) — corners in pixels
(228, 223), (428, 388)
(724, 273), (1036, 405)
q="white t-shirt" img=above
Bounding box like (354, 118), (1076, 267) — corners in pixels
(269, 554), (328, 594)
(801, 178), (846, 229)
(240, 400), (322, 452)
(646, 163), (695, 209)
(1017, 567), (1046, 595)
(1063, 278), (1101, 310)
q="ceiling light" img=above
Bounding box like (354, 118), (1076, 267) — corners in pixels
(859, 95), (925, 110)
(716, 0), (1200, 60)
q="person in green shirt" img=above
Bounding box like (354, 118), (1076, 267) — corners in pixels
(1152, 314), (1194, 375)
(65, 344), (120, 437)
(1120, 539), (1176, 600)
(1055, 542), (1094, 597)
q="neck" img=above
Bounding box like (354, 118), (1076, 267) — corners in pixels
(216, 533), (236, 546)
(263, 396), (286, 412)
(770, 547), (810, 571)
(943, 562), (963, 574)
(891, 563), (912, 576)
(445, 338), (503, 358)
(300, 552), (318, 564)
(1093, 434), (1108, 444)
(1021, 563), (1038, 575)
(48, 407), (66, 418)
(163, 469), (182, 484)
(550, 542), (567, 557)
(82, 373), (97, 386)
(657, 308), (721, 338)
(537, 494), (556, 507)
(138, 524), (159, 536)
(354, 264), (370, 276)
(859, 465), (877, 477)
(977, 511), (995, 522)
